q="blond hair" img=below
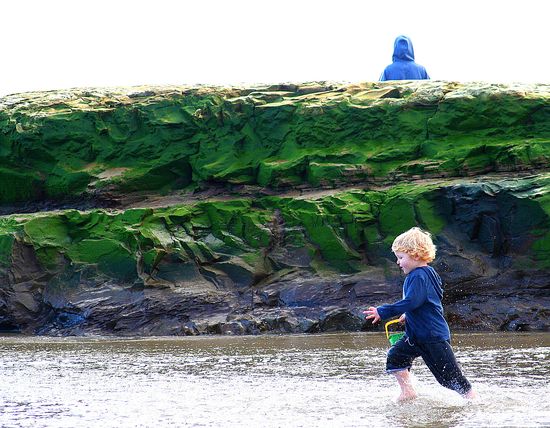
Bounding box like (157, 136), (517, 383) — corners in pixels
(391, 227), (436, 262)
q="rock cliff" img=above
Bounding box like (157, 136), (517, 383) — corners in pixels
(0, 81), (548, 335)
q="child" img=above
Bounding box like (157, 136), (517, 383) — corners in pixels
(363, 227), (477, 401)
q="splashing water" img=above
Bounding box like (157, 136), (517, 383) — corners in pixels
(0, 332), (548, 427)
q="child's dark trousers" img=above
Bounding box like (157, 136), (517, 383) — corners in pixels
(386, 336), (472, 395)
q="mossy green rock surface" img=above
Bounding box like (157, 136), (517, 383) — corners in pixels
(0, 81), (548, 335)
(1, 81), (548, 203)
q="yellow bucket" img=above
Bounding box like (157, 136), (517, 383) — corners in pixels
(385, 319), (404, 346)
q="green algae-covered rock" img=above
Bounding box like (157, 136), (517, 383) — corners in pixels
(1, 173), (549, 334)
(0, 81), (549, 335)
(0, 82), (548, 205)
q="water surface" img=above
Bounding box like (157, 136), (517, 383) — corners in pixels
(1, 332), (549, 427)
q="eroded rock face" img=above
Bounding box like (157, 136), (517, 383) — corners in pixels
(0, 81), (548, 206)
(0, 81), (548, 335)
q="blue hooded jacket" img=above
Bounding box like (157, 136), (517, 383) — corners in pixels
(377, 266), (450, 344)
(379, 35), (430, 81)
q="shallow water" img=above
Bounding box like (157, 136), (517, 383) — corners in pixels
(0, 332), (549, 428)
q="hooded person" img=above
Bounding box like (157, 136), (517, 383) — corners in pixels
(380, 35), (430, 81)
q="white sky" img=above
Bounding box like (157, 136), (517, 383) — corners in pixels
(1, 0), (548, 97)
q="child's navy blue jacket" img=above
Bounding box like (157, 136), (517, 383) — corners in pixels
(377, 266), (450, 344)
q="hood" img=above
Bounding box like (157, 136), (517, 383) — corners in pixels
(423, 266), (443, 298)
(392, 35), (415, 62)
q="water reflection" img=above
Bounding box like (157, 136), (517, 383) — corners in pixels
(0, 333), (549, 427)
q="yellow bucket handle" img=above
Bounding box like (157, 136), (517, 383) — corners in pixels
(385, 319), (402, 339)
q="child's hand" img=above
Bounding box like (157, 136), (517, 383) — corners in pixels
(363, 307), (381, 324)
(398, 314), (406, 324)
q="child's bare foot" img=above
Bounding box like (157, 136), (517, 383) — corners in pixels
(393, 370), (417, 402)
(462, 389), (478, 400)
(397, 390), (418, 402)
